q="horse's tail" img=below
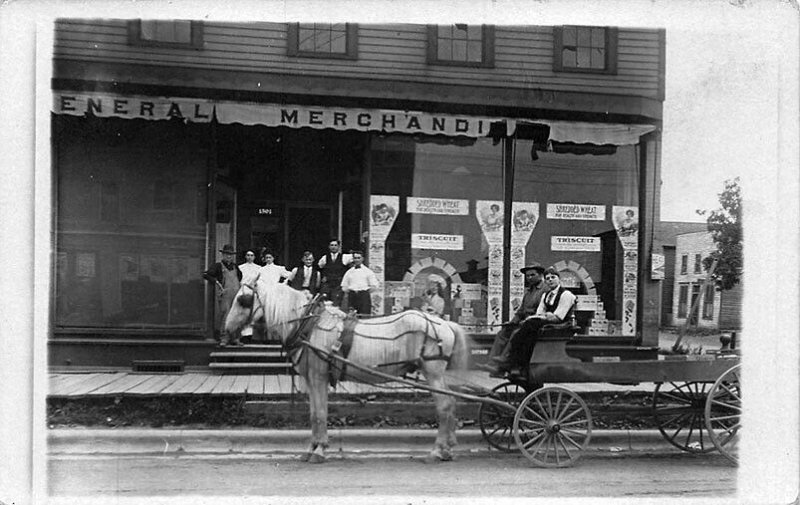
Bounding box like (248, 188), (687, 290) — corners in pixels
(446, 321), (472, 371)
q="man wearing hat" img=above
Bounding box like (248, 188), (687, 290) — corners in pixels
(478, 263), (548, 375)
(489, 267), (577, 376)
(203, 244), (243, 347)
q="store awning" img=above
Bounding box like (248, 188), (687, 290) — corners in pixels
(52, 91), (655, 145)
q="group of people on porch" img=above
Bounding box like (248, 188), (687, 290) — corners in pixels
(202, 239), (379, 346)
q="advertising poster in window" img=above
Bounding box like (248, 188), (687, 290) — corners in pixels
(406, 197), (469, 215)
(612, 200), (640, 336)
(546, 203), (606, 221)
(509, 201), (539, 320)
(476, 200), (504, 330)
(369, 195), (399, 315)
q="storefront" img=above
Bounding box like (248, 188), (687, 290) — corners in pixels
(50, 90), (659, 367)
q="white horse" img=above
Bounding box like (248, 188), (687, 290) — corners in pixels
(225, 281), (471, 463)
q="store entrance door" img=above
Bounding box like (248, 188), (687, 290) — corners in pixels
(285, 204), (334, 267)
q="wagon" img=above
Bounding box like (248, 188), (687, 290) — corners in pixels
(475, 329), (742, 468)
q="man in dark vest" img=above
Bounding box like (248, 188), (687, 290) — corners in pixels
(288, 250), (321, 295)
(490, 267), (577, 375)
(317, 238), (352, 307)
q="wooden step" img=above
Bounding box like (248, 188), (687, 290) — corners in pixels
(209, 351), (286, 359)
(208, 361), (295, 375)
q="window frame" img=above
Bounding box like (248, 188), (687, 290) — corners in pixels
(553, 25), (618, 75)
(694, 253), (703, 274)
(426, 24), (495, 68)
(287, 23), (359, 60)
(677, 283), (689, 318)
(127, 20), (204, 50)
(702, 283), (715, 320)
(680, 254), (688, 275)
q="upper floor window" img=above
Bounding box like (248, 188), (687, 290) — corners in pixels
(287, 23), (358, 59)
(694, 253), (703, 273)
(553, 26), (617, 74)
(680, 254), (688, 275)
(427, 24), (494, 68)
(128, 20), (203, 49)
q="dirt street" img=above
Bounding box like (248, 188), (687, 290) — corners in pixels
(49, 450), (736, 499)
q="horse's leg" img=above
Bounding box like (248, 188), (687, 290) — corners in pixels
(424, 362), (457, 463)
(307, 355), (329, 464)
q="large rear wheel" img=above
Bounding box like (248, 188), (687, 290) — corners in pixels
(652, 381), (715, 453)
(705, 364), (742, 465)
(512, 386), (592, 467)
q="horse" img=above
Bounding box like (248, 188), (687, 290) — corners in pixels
(224, 281), (471, 464)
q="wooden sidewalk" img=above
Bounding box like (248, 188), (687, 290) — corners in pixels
(47, 370), (656, 399)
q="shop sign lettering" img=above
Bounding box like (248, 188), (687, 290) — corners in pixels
(406, 197), (469, 215)
(54, 93), (213, 122)
(546, 203), (605, 220)
(411, 233), (464, 250)
(551, 236), (601, 252)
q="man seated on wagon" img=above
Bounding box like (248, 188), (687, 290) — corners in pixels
(477, 263), (547, 376)
(485, 267), (576, 376)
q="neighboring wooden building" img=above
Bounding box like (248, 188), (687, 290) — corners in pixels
(653, 221), (708, 327)
(49, 20), (665, 368)
(671, 231), (742, 330)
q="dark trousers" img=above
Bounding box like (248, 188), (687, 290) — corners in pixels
(507, 318), (548, 368)
(321, 281), (345, 307)
(347, 290), (372, 315)
(488, 323), (518, 361)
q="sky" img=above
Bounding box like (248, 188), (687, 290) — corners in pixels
(660, 22), (778, 222)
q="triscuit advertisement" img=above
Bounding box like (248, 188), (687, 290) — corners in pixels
(406, 197), (469, 215)
(551, 236), (601, 252)
(411, 233), (464, 250)
(547, 203), (606, 221)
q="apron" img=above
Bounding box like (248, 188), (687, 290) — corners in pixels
(216, 264), (240, 332)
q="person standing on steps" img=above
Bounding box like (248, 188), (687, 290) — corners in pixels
(287, 250), (321, 295)
(202, 244), (243, 347)
(318, 238), (353, 308)
(340, 250), (379, 315)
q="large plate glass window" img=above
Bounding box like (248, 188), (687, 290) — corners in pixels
(54, 117), (208, 330)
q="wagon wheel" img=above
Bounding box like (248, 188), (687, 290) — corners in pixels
(512, 386), (592, 468)
(652, 381), (715, 453)
(705, 364), (742, 465)
(478, 381), (531, 452)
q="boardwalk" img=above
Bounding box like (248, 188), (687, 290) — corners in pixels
(48, 370), (657, 399)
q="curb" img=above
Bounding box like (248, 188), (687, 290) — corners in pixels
(48, 428), (668, 455)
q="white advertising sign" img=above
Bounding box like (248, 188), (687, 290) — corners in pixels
(411, 233), (464, 250)
(547, 203), (606, 221)
(551, 236), (601, 252)
(406, 197), (469, 215)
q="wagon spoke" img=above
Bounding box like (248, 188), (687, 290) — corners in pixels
(708, 413), (741, 423)
(556, 433), (575, 461)
(559, 419), (590, 428)
(660, 390), (694, 405)
(556, 405), (584, 425)
(553, 396), (576, 421)
(559, 430), (585, 450)
(524, 404), (549, 424)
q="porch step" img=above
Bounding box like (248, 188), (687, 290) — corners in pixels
(209, 343), (293, 375)
(208, 362), (294, 375)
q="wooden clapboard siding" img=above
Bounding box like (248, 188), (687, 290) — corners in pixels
(53, 19), (663, 101)
(718, 283), (743, 329)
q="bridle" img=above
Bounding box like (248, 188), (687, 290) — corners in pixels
(235, 282), (264, 327)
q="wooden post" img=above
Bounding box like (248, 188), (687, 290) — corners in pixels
(672, 259), (718, 352)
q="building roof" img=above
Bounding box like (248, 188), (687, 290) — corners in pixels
(654, 221), (708, 248)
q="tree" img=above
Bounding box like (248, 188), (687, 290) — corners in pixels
(697, 177), (742, 290)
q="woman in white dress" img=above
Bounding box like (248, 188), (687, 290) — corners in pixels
(237, 250), (262, 341)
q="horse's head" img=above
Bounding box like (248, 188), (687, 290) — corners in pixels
(224, 283), (260, 334)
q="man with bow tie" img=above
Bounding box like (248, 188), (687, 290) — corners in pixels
(287, 250), (321, 295)
(489, 267), (577, 376)
(340, 250), (379, 315)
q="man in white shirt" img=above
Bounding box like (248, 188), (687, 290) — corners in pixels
(493, 267), (577, 375)
(340, 250), (379, 315)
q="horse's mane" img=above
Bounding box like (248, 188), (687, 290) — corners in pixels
(257, 282), (309, 331)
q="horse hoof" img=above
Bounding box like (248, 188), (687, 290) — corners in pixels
(308, 453), (326, 464)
